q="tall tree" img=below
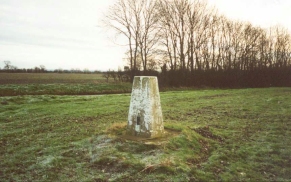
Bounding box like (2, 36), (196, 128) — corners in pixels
(187, 0), (210, 71)
(157, 0), (179, 71)
(104, 0), (160, 77)
(136, 0), (160, 73)
(103, 0), (140, 79)
(158, 0), (189, 70)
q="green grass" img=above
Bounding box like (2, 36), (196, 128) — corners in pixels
(1, 88), (291, 181)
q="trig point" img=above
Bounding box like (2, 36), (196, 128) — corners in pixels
(127, 76), (164, 138)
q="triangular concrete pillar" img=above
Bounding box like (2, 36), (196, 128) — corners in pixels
(127, 76), (164, 138)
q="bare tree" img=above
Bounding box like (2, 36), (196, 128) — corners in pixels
(157, 0), (179, 71)
(40, 65), (46, 72)
(171, 0), (189, 70)
(103, 0), (160, 78)
(4, 61), (12, 70)
(103, 70), (111, 83)
(230, 21), (244, 70)
(137, 0), (160, 73)
(274, 26), (291, 68)
(158, 0), (211, 71)
(109, 70), (118, 82)
(103, 0), (139, 79)
(187, 0), (210, 71)
(158, 0), (191, 71)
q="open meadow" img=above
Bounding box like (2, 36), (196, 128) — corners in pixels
(1, 80), (291, 181)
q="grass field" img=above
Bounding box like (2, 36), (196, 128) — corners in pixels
(1, 87), (291, 181)
(0, 73), (132, 96)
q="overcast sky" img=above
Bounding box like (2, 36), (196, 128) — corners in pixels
(0, 0), (290, 71)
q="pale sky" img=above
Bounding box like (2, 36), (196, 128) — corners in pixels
(207, 0), (291, 29)
(0, 0), (290, 71)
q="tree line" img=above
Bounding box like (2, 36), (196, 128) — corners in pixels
(0, 61), (103, 74)
(0, 61), (47, 73)
(104, 0), (291, 88)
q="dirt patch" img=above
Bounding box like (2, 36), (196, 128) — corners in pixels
(190, 126), (224, 143)
(199, 94), (229, 99)
(1, 99), (9, 105)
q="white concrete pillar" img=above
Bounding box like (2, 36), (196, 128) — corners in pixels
(127, 76), (164, 138)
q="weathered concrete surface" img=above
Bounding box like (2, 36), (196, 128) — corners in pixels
(127, 76), (164, 138)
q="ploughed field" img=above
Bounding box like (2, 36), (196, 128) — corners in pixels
(0, 73), (132, 96)
(0, 73), (107, 84)
(0, 85), (290, 181)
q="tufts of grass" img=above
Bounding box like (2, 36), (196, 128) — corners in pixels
(106, 122), (127, 136)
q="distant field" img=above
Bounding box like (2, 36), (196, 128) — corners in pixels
(1, 88), (291, 181)
(0, 73), (132, 96)
(0, 73), (105, 84)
